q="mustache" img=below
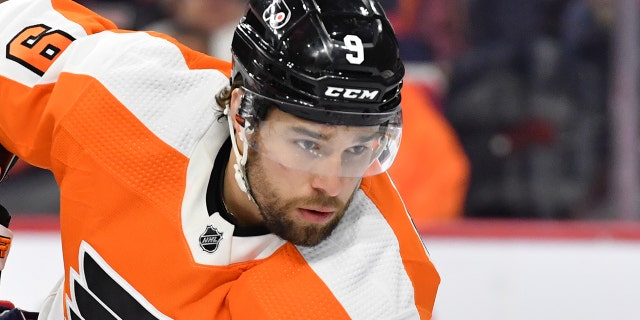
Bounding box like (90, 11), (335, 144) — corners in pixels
(287, 194), (344, 210)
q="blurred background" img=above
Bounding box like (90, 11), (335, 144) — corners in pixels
(1, 0), (640, 319)
(2, 0), (638, 224)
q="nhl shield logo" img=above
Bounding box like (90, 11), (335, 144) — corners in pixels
(199, 225), (224, 253)
(263, 0), (291, 30)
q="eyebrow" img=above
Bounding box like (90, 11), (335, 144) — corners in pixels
(289, 126), (380, 143)
(290, 126), (330, 140)
(357, 132), (380, 143)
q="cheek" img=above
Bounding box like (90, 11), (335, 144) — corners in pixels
(279, 167), (313, 193)
(255, 156), (300, 191)
(340, 178), (361, 198)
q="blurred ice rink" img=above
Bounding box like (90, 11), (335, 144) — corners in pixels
(1, 220), (640, 319)
(0, 231), (62, 311)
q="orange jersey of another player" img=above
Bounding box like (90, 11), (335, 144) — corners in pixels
(389, 81), (470, 226)
(0, 0), (440, 319)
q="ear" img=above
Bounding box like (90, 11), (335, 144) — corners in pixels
(229, 88), (245, 134)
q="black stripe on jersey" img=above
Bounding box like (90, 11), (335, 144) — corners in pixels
(82, 252), (159, 320)
(73, 277), (118, 320)
(69, 308), (83, 320)
(67, 242), (167, 320)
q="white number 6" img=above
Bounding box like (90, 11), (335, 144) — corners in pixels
(344, 35), (364, 65)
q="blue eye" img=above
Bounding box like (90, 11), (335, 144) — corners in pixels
(295, 140), (323, 157)
(346, 145), (369, 156)
(296, 140), (317, 150)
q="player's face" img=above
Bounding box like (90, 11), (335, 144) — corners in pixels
(245, 109), (362, 246)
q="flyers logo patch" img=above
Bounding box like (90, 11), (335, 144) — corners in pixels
(263, 0), (291, 30)
(66, 242), (171, 320)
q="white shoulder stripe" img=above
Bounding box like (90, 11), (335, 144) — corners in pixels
(298, 191), (420, 319)
(57, 31), (229, 156)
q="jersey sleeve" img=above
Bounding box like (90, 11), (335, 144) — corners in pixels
(0, 0), (116, 168)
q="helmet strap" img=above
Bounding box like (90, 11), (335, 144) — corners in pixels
(224, 105), (254, 202)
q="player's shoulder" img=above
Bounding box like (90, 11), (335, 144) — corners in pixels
(144, 30), (232, 76)
(358, 172), (407, 217)
(57, 30), (230, 81)
(359, 173), (398, 199)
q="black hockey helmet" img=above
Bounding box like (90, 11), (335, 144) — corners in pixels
(230, 0), (404, 127)
(227, 0), (404, 180)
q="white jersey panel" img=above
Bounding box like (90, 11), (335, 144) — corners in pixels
(52, 31), (229, 156)
(298, 191), (420, 320)
(0, 0), (89, 87)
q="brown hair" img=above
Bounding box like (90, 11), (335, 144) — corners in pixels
(214, 75), (244, 121)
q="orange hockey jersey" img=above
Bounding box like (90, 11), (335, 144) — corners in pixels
(0, 0), (440, 319)
(389, 81), (469, 226)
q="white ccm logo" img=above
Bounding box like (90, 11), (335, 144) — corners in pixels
(324, 86), (380, 101)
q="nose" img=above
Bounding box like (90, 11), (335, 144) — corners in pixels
(310, 174), (343, 197)
(308, 154), (345, 197)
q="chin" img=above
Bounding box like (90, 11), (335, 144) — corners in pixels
(285, 217), (341, 247)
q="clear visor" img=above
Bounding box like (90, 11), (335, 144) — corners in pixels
(242, 91), (402, 178)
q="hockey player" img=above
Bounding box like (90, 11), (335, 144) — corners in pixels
(0, 0), (440, 318)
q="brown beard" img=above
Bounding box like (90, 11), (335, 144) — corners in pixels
(245, 147), (356, 246)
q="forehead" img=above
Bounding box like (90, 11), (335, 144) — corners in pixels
(264, 108), (380, 138)
(265, 108), (332, 131)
